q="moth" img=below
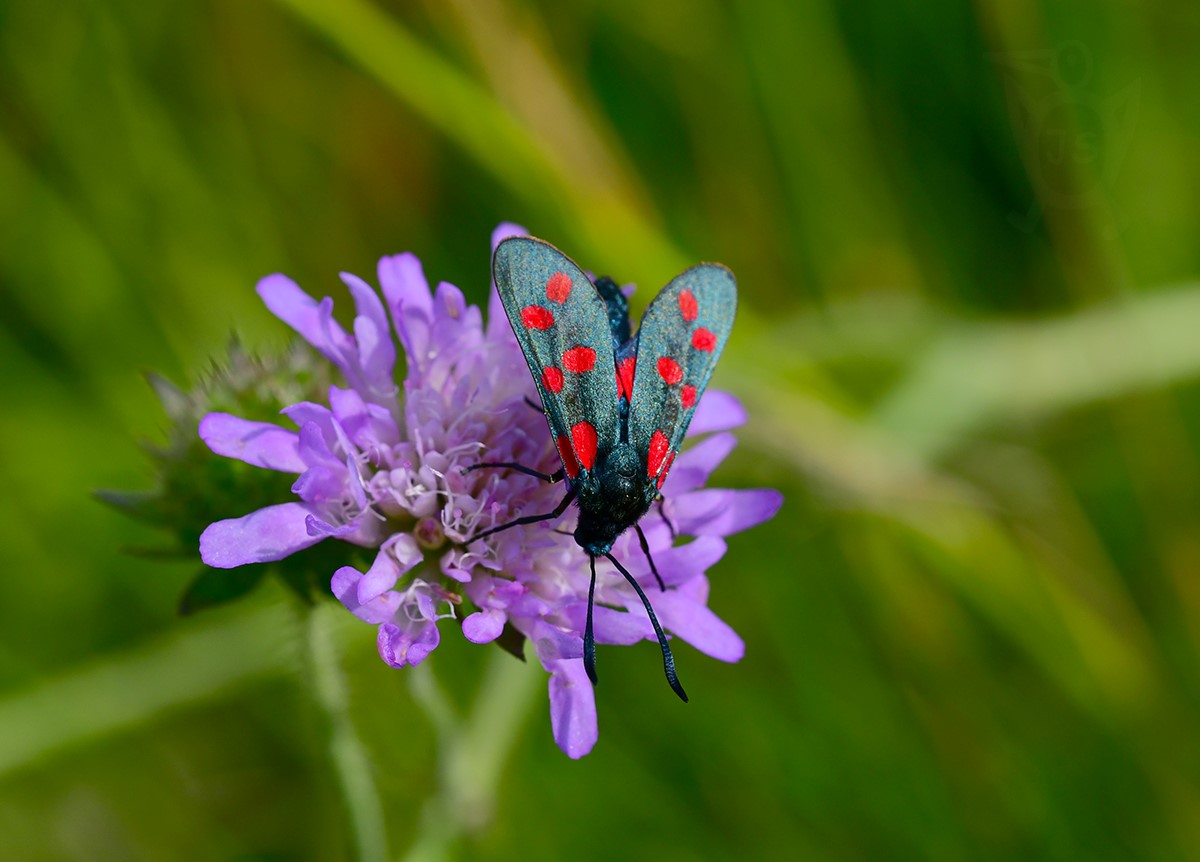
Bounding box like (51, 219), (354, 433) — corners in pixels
(469, 236), (736, 701)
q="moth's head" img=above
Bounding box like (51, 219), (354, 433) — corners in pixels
(574, 443), (654, 555)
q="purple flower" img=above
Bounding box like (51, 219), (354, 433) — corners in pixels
(199, 225), (782, 758)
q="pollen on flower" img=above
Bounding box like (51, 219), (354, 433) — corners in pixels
(415, 517), (446, 550)
(196, 225), (782, 761)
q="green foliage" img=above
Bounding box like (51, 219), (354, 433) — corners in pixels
(1, 1), (1199, 860)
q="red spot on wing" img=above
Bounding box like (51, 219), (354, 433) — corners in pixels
(571, 421), (598, 471)
(681, 385), (697, 408)
(692, 327), (716, 351)
(616, 356), (636, 401)
(556, 435), (581, 479)
(656, 451), (676, 489)
(546, 271), (572, 303)
(647, 429), (671, 478)
(657, 356), (683, 385)
(562, 346), (596, 373)
(679, 290), (699, 322)
(521, 306), (554, 330)
(542, 367), (564, 393)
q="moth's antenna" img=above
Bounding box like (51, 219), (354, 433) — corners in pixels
(634, 523), (667, 591)
(463, 462), (564, 484)
(604, 552), (688, 703)
(584, 555), (598, 685)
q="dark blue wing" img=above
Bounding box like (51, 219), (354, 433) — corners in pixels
(493, 237), (620, 479)
(628, 263), (736, 488)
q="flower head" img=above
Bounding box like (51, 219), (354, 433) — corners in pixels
(199, 225), (782, 758)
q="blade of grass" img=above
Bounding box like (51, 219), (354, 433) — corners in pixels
(872, 284), (1200, 458)
(307, 602), (388, 862)
(0, 601), (298, 777)
(270, 0), (689, 278)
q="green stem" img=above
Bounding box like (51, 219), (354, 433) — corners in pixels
(402, 649), (542, 862)
(307, 602), (389, 862)
(0, 603), (293, 777)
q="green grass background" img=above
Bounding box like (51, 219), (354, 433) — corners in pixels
(3, 1), (1200, 859)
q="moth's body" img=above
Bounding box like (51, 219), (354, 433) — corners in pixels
(563, 275), (650, 555)
(472, 237), (737, 700)
(573, 442), (653, 555)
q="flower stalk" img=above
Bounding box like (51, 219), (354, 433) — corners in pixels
(306, 601), (389, 862)
(403, 650), (542, 862)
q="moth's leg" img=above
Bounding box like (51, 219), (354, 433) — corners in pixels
(604, 552), (688, 703)
(524, 396), (544, 413)
(584, 554), (599, 685)
(471, 485), (578, 542)
(634, 523), (667, 592)
(464, 462), (565, 484)
(656, 495), (677, 540)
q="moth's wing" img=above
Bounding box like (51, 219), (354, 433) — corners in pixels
(628, 263), (736, 488)
(493, 237), (620, 478)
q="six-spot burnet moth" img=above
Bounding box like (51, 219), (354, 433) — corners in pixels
(467, 236), (736, 701)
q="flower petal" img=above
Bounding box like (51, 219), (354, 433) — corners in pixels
(328, 387), (400, 451)
(257, 275), (353, 370)
(199, 502), (321, 568)
(378, 252), (433, 372)
(291, 464), (344, 503)
(671, 488), (783, 536)
(305, 513), (358, 538)
(462, 609), (506, 644)
(652, 590), (745, 662)
(491, 222), (527, 251)
(331, 566), (359, 607)
(357, 535), (422, 604)
(377, 619), (440, 668)
(591, 605), (655, 645)
(689, 390), (747, 435)
(281, 401), (338, 448)
(356, 551), (401, 605)
(332, 566), (403, 624)
(531, 622), (584, 663)
(548, 659), (598, 759)
(341, 272), (397, 397)
(199, 413), (304, 473)
(621, 536), (728, 588)
(295, 420), (342, 469)
(662, 432), (737, 496)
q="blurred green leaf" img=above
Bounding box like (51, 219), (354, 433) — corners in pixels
(179, 565), (269, 615)
(875, 284), (1200, 457)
